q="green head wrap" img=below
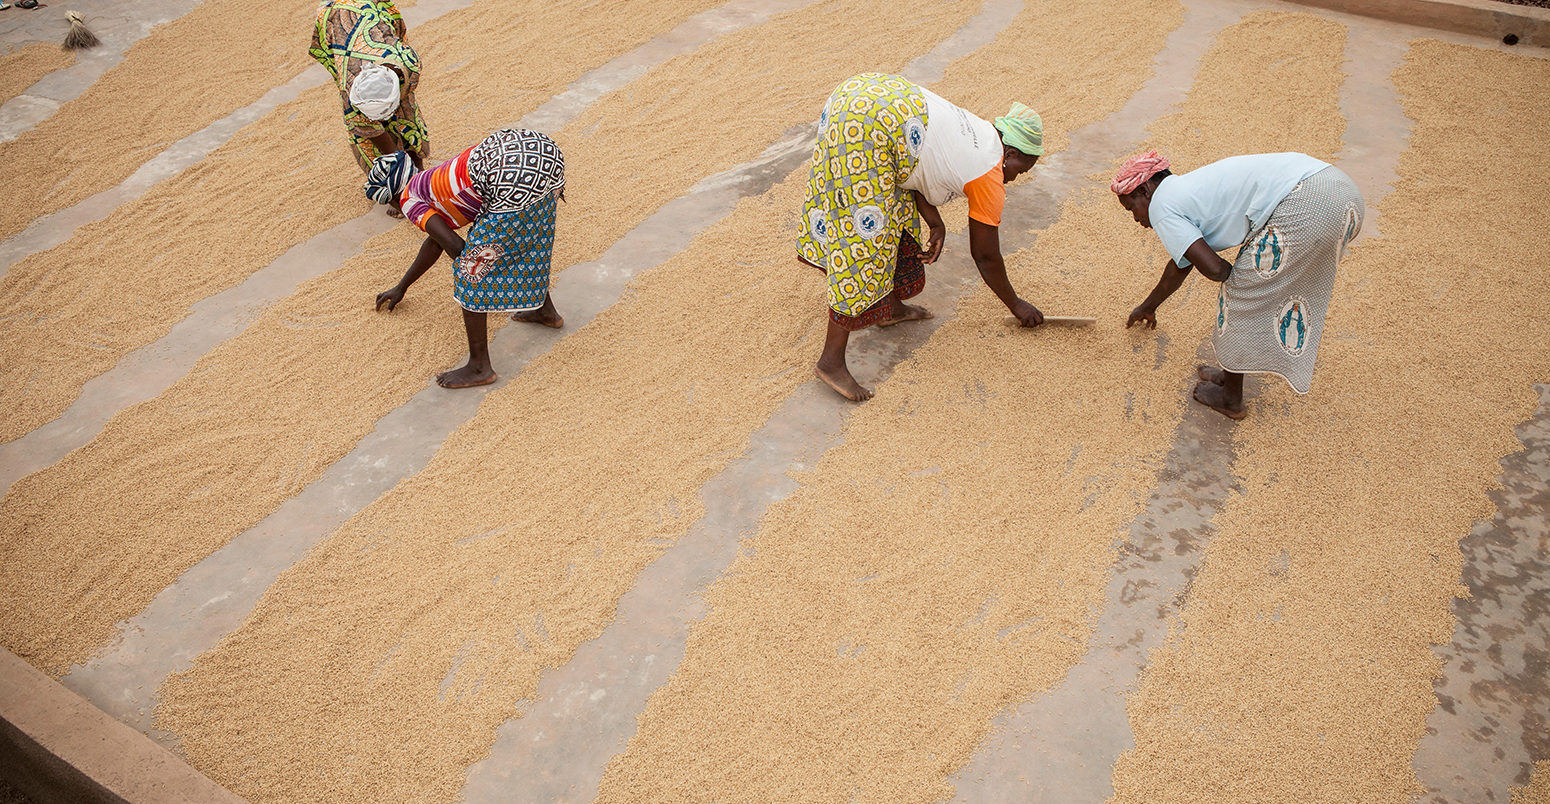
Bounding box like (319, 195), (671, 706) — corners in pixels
(994, 102), (1044, 156)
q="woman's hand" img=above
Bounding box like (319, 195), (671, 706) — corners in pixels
(375, 286), (406, 312)
(922, 221), (946, 264)
(1010, 298), (1044, 327)
(1126, 304), (1157, 329)
(912, 191), (946, 265)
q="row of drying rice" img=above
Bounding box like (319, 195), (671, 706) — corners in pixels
(593, 9), (1350, 802)
(0, 0), (1544, 800)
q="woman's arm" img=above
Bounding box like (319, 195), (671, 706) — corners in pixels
(376, 235), (441, 311)
(424, 214), (465, 259)
(1183, 238), (1233, 282)
(1126, 258), (1193, 329)
(375, 217), (464, 311)
(913, 191), (945, 264)
(968, 219), (1043, 326)
(368, 131), (399, 158)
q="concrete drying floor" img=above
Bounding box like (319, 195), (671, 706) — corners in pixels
(1, 0), (1546, 801)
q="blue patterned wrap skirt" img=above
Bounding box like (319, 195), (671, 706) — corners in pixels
(453, 128), (565, 313)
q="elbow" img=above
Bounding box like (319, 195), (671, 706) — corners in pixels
(1199, 260), (1232, 283)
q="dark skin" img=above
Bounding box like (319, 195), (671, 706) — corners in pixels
(375, 213), (563, 389)
(1117, 175), (1247, 420)
(816, 144), (1045, 402)
(369, 132), (408, 218)
(364, 66), (422, 218)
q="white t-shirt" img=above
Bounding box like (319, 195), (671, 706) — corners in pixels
(901, 87), (1002, 207)
(1149, 152), (1330, 267)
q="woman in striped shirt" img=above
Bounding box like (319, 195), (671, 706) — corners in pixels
(368, 129), (567, 388)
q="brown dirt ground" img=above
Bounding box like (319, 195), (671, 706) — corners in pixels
(1108, 38), (1550, 803)
(0, 42), (73, 106)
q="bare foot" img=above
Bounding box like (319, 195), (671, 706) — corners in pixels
(511, 309), (563, 328)
(386, 207), (404, 219)
(1192, 381), (1247, 420)
(815, 363), (873, 402)
(1196, 364), (1227, 385)
(436, 364), (496, 389)
(878, 302), (933, 328)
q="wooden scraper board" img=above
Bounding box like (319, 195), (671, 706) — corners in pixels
(1003, 315), (1097, 326)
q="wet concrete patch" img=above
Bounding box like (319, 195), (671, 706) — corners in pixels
(949, 350), (1238, 801)
(1414, 384), (1550, 802)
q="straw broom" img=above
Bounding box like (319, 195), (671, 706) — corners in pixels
(63, 11), (101, 50)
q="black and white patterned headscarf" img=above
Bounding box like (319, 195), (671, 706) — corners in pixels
(363, 150), (417, 204)
(467, 128), (566, 214)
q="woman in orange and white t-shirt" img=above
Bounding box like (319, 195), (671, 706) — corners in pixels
(797, 72), (1049, 402)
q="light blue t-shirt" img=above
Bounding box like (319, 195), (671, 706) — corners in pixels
(1149, 153), (1330, 267)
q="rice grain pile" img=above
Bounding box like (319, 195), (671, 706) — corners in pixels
(1108, 39), (1550, 803)
(151, 171), (822, 803)
(1513, 762), (1550, 804)
(0, 0), (730, 446)
(929, 0), (1184, 154)
(0, 43), (74, 106)
(150, 0), (1020, 794)
(0, 0), (730, 674)
(593, 10), (1348, 803)
(145, 0), (1233, 793)
(0, 0), (327, 243)
(545, 0), (982, 271)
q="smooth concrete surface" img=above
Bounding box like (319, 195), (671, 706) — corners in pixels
(0, 649), (243, 804)
(1290, 0), (1550, 46)
(951, 345), (1240, 802)
(0, 0), (1544, 801)
(1413, 385), (1550, 803)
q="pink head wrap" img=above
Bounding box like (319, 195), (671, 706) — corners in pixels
(1111, 150), (1171, 195)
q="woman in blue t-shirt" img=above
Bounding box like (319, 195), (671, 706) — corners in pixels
(1112, 150), (1363, 420)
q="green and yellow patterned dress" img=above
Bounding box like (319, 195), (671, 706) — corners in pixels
(309, 0), (429, 171)
(797, 73), (929, 329)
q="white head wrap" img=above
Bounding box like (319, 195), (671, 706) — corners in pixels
(349, 63), (401, 122)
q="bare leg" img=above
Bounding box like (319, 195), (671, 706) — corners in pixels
(1197, 364), (1227, 385)
(1192, 369), (1247, 419)
(511, 292), (564, 328)
(877, 289), (932, 327)
(437, 308), (497, 388)
(814, 313), (872, 402)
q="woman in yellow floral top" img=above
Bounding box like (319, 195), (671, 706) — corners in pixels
(309, 0), (429, 191)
